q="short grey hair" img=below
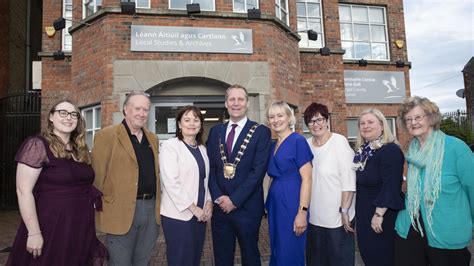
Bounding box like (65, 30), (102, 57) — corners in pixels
(123, 91), (150, 115)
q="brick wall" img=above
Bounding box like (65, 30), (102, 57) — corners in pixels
(40, 0), (411, 146)
(8, 0), (27, 93)
(0, 0), (9, 98)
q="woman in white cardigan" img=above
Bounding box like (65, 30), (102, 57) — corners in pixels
(160, 105), (213, 266)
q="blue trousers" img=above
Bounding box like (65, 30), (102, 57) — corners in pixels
(306, 223), (355, 266)
(161, 215), (206, 266)
(211, 208), (262, 266)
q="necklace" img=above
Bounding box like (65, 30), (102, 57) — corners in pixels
(184, 140), (198, 149)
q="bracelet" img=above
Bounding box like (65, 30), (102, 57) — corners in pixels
(28, 231), (41, 236)
(374, 212), (384, 218)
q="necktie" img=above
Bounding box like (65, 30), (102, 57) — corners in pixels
(226, 124), (238, 155)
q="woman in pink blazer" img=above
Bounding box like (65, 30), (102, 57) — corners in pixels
(159, 105), (212, 266)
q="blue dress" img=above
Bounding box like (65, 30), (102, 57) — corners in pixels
(355, 142), (405, 266)
(266, 133), (313, 266)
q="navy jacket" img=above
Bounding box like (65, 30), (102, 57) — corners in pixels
(206, 120), (271, 218)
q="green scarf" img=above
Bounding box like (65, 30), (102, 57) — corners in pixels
(406, 130), (445, 237)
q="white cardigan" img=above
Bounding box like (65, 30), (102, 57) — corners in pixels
(159, 137), (211, 221)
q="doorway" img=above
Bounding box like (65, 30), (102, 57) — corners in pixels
(148, 96), (228, 142)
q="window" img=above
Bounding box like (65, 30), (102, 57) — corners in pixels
(169, 0), (215, 11)
(339, 4), (389, 60)
(62, 0), (72, 51)
(81, 105), (101, 149)
(83, 0), (102, 18)
(297, 0), (323, 48)
(134, 0), (150, 8)
(275, 0), (289, 25)
(233, 0), (258, 13)
(347, 117), (396, 146)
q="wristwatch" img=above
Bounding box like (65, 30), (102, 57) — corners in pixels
(299, 206), (308, 212)
(374, 212), (384, 218)
(339, 207), (349, 214)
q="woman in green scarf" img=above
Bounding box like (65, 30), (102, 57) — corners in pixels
(394, 96), (474, 266)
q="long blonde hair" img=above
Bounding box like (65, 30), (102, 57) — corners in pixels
(42, 100), (91, 164)
(355, 108), (398, 148)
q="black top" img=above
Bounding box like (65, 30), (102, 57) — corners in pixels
(184, 142), (205, 208)
(122, 120), (156, 195)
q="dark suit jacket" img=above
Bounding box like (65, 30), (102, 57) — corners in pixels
(207, 119), (271, 218)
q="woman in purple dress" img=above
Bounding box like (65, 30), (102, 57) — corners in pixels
(266, 101), (313, 266)
(7, 100), (107, 265)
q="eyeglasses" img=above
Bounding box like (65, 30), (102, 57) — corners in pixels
(404, 114), (426, 125)
(53, 109), (80, 120)
(308, 117), (326, 126)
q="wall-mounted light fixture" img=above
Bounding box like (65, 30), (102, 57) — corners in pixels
(53, 17), (66, 31)
(307, 30), (318, 41)
(53, 51), (65, 60)
(186, 3), (201, 15)
(121, 1), (136, 15)
(396, 59), (405, 68)
(320, 47), (331, 56)
(358, 58), (368, 67)
(247, 8), (261, 20)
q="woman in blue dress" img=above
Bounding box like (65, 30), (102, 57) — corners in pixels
(266, 101), (313, 266)
(352, 108), (405, 266)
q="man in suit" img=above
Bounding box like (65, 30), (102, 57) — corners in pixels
(92, 91), (160, 266)
(207, 84), (272, 265)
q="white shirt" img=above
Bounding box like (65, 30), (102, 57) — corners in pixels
(225, 117), (248, 152)
(307, 133), (356, 228)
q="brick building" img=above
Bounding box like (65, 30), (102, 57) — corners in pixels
(40, 0), (411, 147)
(462, 57), (474, 131)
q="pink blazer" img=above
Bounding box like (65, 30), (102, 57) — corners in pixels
(159, 137), (211, 221)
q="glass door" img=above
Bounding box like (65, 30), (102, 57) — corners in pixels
(148, 102), (192, 140)
(148, 98), (228, 141)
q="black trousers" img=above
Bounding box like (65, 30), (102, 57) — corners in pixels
(394, 218), (471, 266)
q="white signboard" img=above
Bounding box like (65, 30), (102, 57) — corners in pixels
(131, 25), (253, 54)
(344, 70), (406, 103)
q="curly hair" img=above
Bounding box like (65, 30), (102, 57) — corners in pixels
(42, 100), (91, 164)
(398, 96), (442, 132)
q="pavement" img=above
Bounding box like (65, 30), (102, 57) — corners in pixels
(0, 210), (367, 265)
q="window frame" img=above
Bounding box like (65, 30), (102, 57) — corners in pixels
(82, 0), (101, 18)
(339, 4), (390, 61)
(135, 0), (151, 9)
(62, 0), (73, 51)
(233, 0), (259, 13)
(169, 0), (216, 12)
(346, 116), (396, 141)
(275, 0), (289, 25)
(81, 105), (102, 149)
(296, 0), (324, 48)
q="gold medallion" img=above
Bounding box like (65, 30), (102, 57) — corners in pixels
(224, 163), (236, 179)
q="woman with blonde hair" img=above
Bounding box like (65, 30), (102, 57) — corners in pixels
(266, 101), (313, 265)
(7, 100), (107, 265)
(352, 108), (405, 266)
(394, 96), (473, 266)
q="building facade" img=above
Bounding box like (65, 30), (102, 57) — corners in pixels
(40, 0), (411, 147)
(463, 57), (474, 131)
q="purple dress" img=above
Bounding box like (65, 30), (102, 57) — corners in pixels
(7, 136), (107, 266)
